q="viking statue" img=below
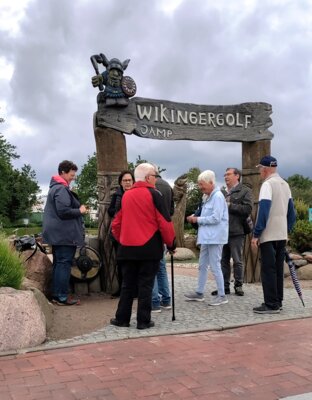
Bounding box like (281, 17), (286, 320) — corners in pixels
(90, 53), (136, 106)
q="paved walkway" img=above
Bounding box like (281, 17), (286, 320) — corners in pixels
(1, 275), (312, 399)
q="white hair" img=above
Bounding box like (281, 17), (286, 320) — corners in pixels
(198, 170), (216, 184)
(134, 163), (156, 181)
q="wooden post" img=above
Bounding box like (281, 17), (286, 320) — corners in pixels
(242, 140), (271, 282)
(94, 120), (127, 292)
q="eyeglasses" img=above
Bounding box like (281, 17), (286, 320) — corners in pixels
(122, 179), (133, 182)
(148, 174), (160, 178)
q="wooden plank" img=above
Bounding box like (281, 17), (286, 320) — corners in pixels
(96, 97), (273, 142)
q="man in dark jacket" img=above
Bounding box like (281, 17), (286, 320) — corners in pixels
(43, 160), (87, 305)
(152, 173), (175, 312)
(212, 168), (252, 296)
(111, 163), (176, 330)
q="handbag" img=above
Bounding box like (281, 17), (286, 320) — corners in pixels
(242, 215), (254, 235)
(14, 235), (46, 262)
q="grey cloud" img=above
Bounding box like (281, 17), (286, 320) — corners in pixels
(1, 0), (311, 193)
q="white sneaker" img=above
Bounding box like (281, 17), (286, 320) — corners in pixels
(184, 291), (205, 301)
(208, 295), (228, 306)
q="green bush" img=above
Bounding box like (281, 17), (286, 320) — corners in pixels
(294, 199), (309, 221)
(0, 235), (25, 289)
(290, 220), (312, 253)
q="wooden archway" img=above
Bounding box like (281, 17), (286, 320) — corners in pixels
(94, 98), (272, 291)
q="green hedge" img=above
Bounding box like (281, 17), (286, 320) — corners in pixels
(290, 220), (312, 253)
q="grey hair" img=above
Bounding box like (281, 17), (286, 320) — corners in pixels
(198, 170), (216, 184)
(134, 163), (156, 181)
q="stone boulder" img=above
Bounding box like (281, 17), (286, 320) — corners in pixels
(296, 264), (312, 280)
(21, 249), (53, 298)
(293, 259), (308, 268)
(288, 253), (303, 260)
(165, 247), (196, 261)
(0, 287), (46, 352)
(302, 252), (312, 263)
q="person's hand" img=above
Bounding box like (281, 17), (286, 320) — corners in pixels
(251, 237), (259, 248)
(79, 205), (88, 214)
(186, 214), (197, 224)
(168, 249), (176, 255)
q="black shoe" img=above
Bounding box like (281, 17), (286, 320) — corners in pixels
(234, 286), (244, 296)
(211, 288), (230, 296)
(137, 321), (155, 330)
(110, 291), (121, 299)
(110, 318), (130, 327)
(253, 304), (280, 314)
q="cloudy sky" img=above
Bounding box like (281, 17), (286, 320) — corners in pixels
(1, 0), (311, 193)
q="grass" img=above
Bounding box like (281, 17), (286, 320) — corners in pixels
(0, 235), (25, 289)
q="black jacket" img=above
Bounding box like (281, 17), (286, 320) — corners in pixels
(223, 183), (253, 237)
(108, 186), (124, 218)
(42, 177), (85, 246)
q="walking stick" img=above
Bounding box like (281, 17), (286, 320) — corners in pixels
(170, 253), (176, 321)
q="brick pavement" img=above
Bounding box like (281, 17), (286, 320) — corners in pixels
(0, 318), (312, 399)
(1, 273), (312, 399)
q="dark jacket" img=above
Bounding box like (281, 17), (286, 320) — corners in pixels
(112, 181), (176, 260)
(108, 186), (124, 218)
(155, 177), (174, 216)
(223, 183), (253, 237)
(42, 177), (85, 246)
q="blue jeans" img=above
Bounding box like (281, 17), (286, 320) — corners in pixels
(152, 254), (171, 308)
(52, 245), (76, 300)
(197, 244), (225, 296)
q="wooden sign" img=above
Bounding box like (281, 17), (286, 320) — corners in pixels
(96, 97), (273, 142)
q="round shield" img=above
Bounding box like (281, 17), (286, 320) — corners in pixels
(121, 76), (137, 97)
(71, 246), (102, 281)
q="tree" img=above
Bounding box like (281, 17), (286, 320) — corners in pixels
(75, 153), (98, 208)
(8, 165), (40, 221)
(0, 120), (40, 224)
(185, 167), (202, 217)
(287, 174), (312, 206)
(128, 155), (166, 174)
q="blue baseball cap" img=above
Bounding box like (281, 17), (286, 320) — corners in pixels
(256, 155), (278, 167)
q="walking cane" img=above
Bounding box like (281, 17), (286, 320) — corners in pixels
(170, 253), (176, 321)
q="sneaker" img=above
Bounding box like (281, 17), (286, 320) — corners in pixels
(160, 302), (172, 310)
(211, 289), (230, 296)
(151, 306), (161, 313)
(184, 291), (204, 301)
(137, 321), (155, 330)
(253, 304), (280, 314)
(234, 286), (244, 296)
(208, 296), (228, 306)
(52, 296), (80, 306)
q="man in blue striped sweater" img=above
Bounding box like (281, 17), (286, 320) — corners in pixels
(251, 155), (296, 314)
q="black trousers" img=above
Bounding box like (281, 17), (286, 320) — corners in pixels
(260, 240), (286, 309)
(115, 259), (160, 324)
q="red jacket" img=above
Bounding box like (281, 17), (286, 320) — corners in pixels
(111, 181), (176, 260)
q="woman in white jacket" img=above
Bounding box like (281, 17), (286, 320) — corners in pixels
(185, 170), (229, 306)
